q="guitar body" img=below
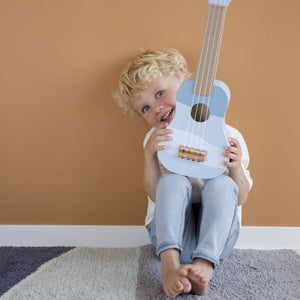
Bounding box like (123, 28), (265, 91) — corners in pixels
(158, 77), (230, 179)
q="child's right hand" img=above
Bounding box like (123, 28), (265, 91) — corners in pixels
(144, 122), (173, 158)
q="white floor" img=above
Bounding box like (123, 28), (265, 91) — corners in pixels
(0, 225), (300, 249)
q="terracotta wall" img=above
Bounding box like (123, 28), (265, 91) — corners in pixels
(1, 0), (299, 225)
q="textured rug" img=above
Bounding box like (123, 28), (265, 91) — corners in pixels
(0, 245), (299, 299)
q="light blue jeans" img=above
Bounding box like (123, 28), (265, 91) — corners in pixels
(147, 173), (240, 267)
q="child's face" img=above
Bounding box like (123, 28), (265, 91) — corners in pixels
(130, 76), (183, 127)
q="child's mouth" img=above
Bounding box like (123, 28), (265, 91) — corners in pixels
(161, 108), (175, 123)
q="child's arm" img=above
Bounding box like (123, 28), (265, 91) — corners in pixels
(143, 122), (172, 201)
(223, 137), (250, 206)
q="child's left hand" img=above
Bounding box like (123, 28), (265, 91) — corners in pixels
(223, 137), (242, 171)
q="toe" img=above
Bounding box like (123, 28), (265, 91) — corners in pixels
(190, 266), (202, 279)
(175, 279), (184, 291)
(182, 277), (192, 293)
(178, 266), (189, 277)
(169, 288), (178, 298)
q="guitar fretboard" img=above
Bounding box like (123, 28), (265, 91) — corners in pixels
(194, 4), (227, 96)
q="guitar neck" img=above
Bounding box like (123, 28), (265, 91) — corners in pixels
(194, 4), (228, 96)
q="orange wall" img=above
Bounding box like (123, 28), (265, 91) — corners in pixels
(1, 0), (299, 226)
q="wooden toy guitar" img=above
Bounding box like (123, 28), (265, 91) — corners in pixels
(158, 0), (232, 179)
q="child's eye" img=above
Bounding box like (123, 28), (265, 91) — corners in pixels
(155, 90), (165, 98)
(141, 105), (150, 114)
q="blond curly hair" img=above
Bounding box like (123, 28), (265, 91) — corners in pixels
(113, 48), (190, 119)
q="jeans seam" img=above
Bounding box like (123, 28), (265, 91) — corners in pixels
(215, 180), (239, 258)
(177, 190), (185, 249)
(176, 180), (192, 250)
(217, 209), (239, 259)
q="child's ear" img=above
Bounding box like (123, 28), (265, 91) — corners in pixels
(181, 75), (189, 84)
(183, 73), (190, 80)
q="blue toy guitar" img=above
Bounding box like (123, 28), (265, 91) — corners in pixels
(158, 0), (232, 179)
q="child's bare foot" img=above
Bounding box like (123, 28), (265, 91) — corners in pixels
(178, 258), (214, 296)
(160, 249), (192, 298)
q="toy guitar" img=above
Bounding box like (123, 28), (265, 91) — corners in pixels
(158, 0), (232, 179)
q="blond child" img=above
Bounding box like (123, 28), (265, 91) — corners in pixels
(114, 48), (252, 298)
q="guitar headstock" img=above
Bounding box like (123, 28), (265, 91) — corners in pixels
(209, 0), (232, 7)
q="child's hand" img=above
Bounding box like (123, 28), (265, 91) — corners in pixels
(144, 122), (172, 158)
(223, 137), (242, 171)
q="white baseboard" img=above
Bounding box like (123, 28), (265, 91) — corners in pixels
(0, 225), (299, 249)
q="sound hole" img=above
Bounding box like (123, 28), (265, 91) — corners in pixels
(191, 104), (210, 122)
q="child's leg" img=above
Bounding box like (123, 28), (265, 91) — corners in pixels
(149, 173), (195, 297)
(154, 173), (194, 256)
(179, 174), (240, 295)
(192, 174), (239, 265)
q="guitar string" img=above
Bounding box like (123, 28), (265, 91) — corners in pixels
(189, 2), (218, 151)
(182, 12), (207, 147)
(197, 3), (219, 152)
(183, 3), (211, 147)
(184, 2), (216, 148)
(198, 0), (226, 152)
(193, 5), (217, 149)
(198, 3), (216, 148)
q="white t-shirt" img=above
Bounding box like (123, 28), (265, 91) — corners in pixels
(143, 124), (253, 226)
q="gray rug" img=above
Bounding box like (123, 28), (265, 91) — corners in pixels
(136, 245), (300, 300)
(0, 247), (73, 296)
(1, 245), (299, 299)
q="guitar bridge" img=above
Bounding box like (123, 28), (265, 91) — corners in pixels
(178, 145), (207, 162)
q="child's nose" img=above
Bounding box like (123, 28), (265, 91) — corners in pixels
(153, 104), (163, 114)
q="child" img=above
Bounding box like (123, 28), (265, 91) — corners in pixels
(114, 48), (253, 298)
